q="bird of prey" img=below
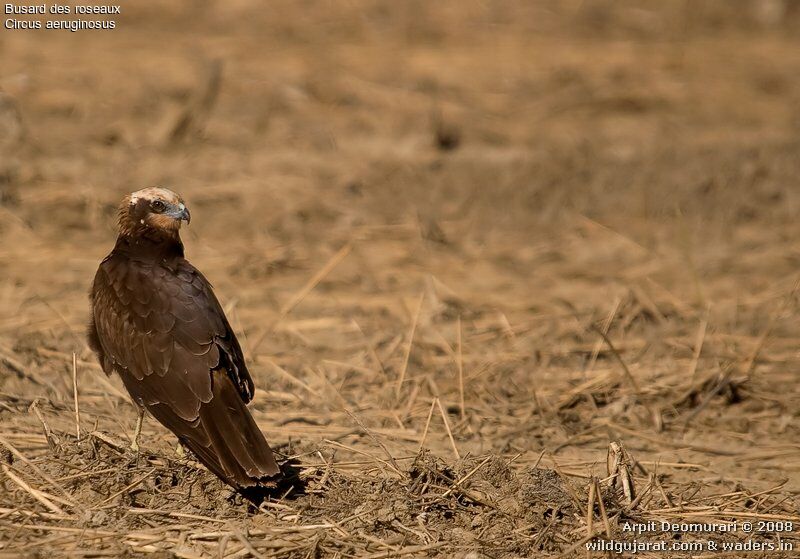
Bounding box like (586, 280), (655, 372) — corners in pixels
(88, 187), (281, 493)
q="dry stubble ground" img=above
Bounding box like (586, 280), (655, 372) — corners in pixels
(1, 2), (800, 557)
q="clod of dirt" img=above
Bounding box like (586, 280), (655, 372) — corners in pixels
(518, 468), (574, 514)
(434, 121), (461, 151)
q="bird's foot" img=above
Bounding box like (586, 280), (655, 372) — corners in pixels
(130, 408), (144, 455)
(175, 442), (186, 459)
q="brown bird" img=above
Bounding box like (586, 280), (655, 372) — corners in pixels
(88, 187), (281, 493)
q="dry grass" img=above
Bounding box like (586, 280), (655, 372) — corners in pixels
(2, 1), (800, 557)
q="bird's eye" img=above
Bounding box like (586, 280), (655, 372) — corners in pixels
(151, 200), (166, 213)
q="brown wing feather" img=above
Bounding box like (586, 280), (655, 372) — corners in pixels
(144, 369), (279, 486)
(89, 252), (279, 486)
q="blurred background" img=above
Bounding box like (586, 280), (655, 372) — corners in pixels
(1, 1), (800, 555)
(3, 1), (800, 280)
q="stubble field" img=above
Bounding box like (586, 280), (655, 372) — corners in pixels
(1, 2), (800, 557)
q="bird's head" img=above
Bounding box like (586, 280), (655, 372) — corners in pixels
(118, 187), (191, 238)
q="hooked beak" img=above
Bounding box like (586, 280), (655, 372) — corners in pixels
(170, 203), (191, 224)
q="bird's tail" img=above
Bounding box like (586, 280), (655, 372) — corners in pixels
(149, 370), (280, 494)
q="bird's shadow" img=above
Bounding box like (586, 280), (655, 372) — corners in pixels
(236, 458), (308, 507)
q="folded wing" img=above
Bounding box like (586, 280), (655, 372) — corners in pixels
(89, 255), (279, 487)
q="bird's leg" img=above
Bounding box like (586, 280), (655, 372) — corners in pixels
(130, 407), (144, 453)
(175, 441), (186, 459)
